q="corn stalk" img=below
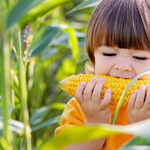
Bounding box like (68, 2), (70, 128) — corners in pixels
(0, 0), (13, 149)
(14, 28), (31, 150)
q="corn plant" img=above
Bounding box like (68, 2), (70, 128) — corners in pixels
(0, 0), (81, 149)
(1, 0), (150, 149)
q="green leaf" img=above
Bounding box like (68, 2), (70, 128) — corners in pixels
(0, 107), (2, 116)
(8, 104), (14, 117)
(9, 81), (20, 99)
(63, 27), (79, 60)
(49, 102), (65, 110)
(53, 30), (85, 48)
(120, 136), (150, 149)
(0, 137), (7, 150)
(19, 0), (72, 27)
(55, 59), (77, 81)
(71, 56), (88, 66)
(30, 106), (50, 126)
(30, 102), (65, 126)
(50, 23), (79, 60)
(52, 32), (68, 46)
(29, 25), (61, 57)
(111, 67), (150, 125)
(6, 0), (41, 30)
(67, 0), (101, 14)
(37, 124), (120, 150)
(119, 146), (150, 150)
(106, 67), (150, 142)
(78, 34), (85, 47)
(40, 48), (58, 61)
(31, 115), (61, 132)
(7, 0), (72, 29)
(0, 117), (25, 135)
(37, 119), (150, 150)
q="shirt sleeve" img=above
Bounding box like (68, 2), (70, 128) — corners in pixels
(55, 98), (86, 136)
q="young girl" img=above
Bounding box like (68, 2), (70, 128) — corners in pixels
(55, 0), (150, 149)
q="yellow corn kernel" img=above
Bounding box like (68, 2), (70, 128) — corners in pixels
(61, 74), (150, 107)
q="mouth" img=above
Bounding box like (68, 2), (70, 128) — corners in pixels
(112, 76), (131, 79)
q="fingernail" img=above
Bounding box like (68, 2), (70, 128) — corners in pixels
(134, 90), (138, 94)
(106, 89), (111, 93)
(100, 78), (105, 82)
(93, 77), (99, 80)
(140, 85), (146, 89)
(81, 81), (86, 85)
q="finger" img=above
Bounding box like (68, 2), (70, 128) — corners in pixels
(75, 81), (86, 104)
(128, 90), (138, 111)
(134, 85), (146, 109)
(100, 89), (111, 109)
(92, 78), (105, 104)
(144, 85), (150, 109)
(83, 77), (99, 102)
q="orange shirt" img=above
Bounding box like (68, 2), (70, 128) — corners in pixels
(55, 98), (131, 150)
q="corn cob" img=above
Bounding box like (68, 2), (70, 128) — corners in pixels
(61, 74), (150, 107)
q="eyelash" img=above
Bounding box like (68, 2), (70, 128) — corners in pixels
(103, 53), (116, 56)
(133, 56), (147, 60)
(103, 53), (147, 60)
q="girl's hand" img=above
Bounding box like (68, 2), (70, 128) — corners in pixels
(127, 85), (150, 124)
(75, 77), (111, 124)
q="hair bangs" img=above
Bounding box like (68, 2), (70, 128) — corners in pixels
(104, 0), (150, 50)
(86, 0), (150, 64)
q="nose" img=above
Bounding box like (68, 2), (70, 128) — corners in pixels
(114, 59), (132, 72)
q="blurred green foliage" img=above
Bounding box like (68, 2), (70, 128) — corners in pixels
(0, 0), (95, 149)
(1, 0), (150, 149)
(23, 1), (95, 148)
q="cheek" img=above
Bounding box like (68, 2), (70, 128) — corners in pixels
(94, 52), (116, 75)
(95, 58), (113, 75)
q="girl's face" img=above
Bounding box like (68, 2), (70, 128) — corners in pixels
(94, 46), (150, 80)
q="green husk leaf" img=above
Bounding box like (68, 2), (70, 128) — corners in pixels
(111, 67), (150, 125)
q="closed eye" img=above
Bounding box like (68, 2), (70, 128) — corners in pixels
(133, 56), (147, 60)
(103, 53), (116, 56)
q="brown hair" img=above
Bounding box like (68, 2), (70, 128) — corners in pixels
(86, 0), (150, 67)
